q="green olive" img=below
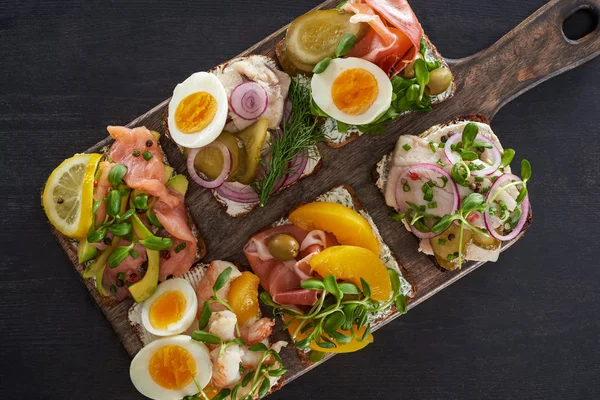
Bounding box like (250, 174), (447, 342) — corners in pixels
(268, 234), (300, 261)
(400, 53), (423, 79)
(425, 67), (453, 95)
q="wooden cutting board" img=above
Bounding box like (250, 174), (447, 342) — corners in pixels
(50, 0), (600, 392)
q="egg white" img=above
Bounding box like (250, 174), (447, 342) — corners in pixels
(130, 335), (212, 400)
(311, 57), (393, 125)
(141, 278), (198, 337)
(168, 72), (228, 148)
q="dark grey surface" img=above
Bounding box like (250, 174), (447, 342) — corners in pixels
(1, 0), (599, 399)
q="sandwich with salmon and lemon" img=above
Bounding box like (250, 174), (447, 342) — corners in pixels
(374, 115), (533, 271)
(243, 184), (413, 363)
(276, 0), (455, 147)
(42, 126), (205, 305)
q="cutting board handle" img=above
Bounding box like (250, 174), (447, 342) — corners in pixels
(447, 0), (600, 118)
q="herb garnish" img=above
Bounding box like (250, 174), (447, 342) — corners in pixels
(261, 270), (407, 351)
(252, 78), (324, 206)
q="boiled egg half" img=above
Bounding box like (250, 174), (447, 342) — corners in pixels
(130, 335), (212, 400)
(168, 72), (228, 148)
(141, 278), (198, 337)
(311, 57), (392, 125)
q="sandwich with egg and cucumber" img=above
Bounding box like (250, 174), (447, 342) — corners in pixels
(244, 184), (414, 364)
(42, 126), (206, 305)
(276, 0), (455, 147)
(374, 115), (533, 271)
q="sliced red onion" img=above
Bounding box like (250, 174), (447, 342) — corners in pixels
(282, 153), (308, 187)
(444, 133), (502, 176)
(484, 173), (529, 241)
(230, 82), (268, 121)
(215, 182), (259, 204)
(186, 141), (232, 189)
(395, 163), (459, 239)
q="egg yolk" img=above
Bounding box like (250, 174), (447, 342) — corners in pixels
(149, 290), (187, 330)
(331, 68), (379, 116)
(149, 345), (197, 390)
(175, 91), (217, 134)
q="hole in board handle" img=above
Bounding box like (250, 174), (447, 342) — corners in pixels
(562, 6), (599, 41)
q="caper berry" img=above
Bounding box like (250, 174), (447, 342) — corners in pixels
(268, 234), (300, 261)
(426, 67), (453, 95)
(400, 53), (424, 79)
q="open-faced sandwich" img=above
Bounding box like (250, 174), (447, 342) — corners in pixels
(244, 185), (413, 363)
(164, 55), (322, 217)
(42, 126), (205, 304)
(375, 115), (532, 271)
(276, 0), (455, 146)
(128, 261), (287, 400)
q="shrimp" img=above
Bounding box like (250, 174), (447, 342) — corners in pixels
(196, 261), (242, 314)
(241, 340), (288, 369)
(240, 318), (275, 345)
(208, 310), (238, 342)
(210, 345), (244, 388)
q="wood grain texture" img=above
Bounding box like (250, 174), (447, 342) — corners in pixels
(2, 0), (600, 399)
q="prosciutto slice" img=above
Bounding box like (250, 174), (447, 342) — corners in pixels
(244, 225), (337, 306)
(342, 0), (423, 76)
(107, 126), (179, 208)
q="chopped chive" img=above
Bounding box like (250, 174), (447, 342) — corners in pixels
(439, 142), (445, 149)
(116, 272), (125, 280)
(427, 201), (437, 209)
(491, 176), (498, 182)
(109, 285), (117, 294)
(429, 142), (436, 153)
(129, 249), (139, 259)
(438, 238), (447, 245)
(125, 280), (132, 287)
(481, 186), (491, 194)
(447, 253), (455, 261)
(475, 176), (484, 182)
(402, 143), (412, 151)
(403, 183), (411, 192)
(436, 159), (445, 167)
(423, 189), (433, 202)
(174, 242), (187, 253)
(142, 151), (153, 161)
(498, 200), (507, 210)
(419, 205), (426, 212)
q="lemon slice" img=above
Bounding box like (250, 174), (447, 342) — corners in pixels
(42, 153), (102, 239)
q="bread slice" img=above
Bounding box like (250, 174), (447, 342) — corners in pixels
(372, 115), (533, 272)
(162, 55), (323, 218)
(247, 184), (415, 366)
(72, 138), (207, 308)
(275, 34), (456, 148)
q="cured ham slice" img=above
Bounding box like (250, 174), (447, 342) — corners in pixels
(245, 225), (338, 306)
(342, 0), (423, 76)
(107, 126), (179, 208)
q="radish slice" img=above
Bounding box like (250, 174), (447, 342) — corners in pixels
(230, 82), (268, 121)
(484, 173), (529, 241)
(444, 133), (502, 176)
(187, 141), (232, 189)
(395, 163), (459, 239)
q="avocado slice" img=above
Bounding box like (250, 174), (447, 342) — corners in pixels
(150, 130), (161, 142)
(233, 118), (269, 185)
(83, 237), (120, 279)
(78, 239), (98, 264)
(167, 174), (189, 196)
(128, 214), (160, 303)
(164, 165), (174, 181)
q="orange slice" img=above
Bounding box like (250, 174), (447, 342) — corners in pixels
(228, 271), (260, 325)
(285, 316), (373, 353)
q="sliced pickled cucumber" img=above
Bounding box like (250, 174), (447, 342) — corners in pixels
(430, 223), (472, 271)
(187, 131), (241, 181)
(277, 40), (314, 77)
(472, 230), (501, 250)
(286, 9), (368, 66)
(232, 118), (269, 185)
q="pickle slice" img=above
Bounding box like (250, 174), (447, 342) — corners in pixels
(277, 40), (314, 77)
(232, 118), (269, 185)
(187, 131), (241, 181)
(430, 223), (472, 271)
(285, 9), (368, 66)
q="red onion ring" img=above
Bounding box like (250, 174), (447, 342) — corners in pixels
(230, 82), (268, 121)
(215, 182), (259, 203)
(444, 133), (502, 176)
(282, 153), (309, 187)
(395, 163), (459, 239)
(186, 141), (232, 189)
(484, 173), (530, 241)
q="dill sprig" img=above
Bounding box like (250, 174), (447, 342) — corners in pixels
(252, 77), (324, 206)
